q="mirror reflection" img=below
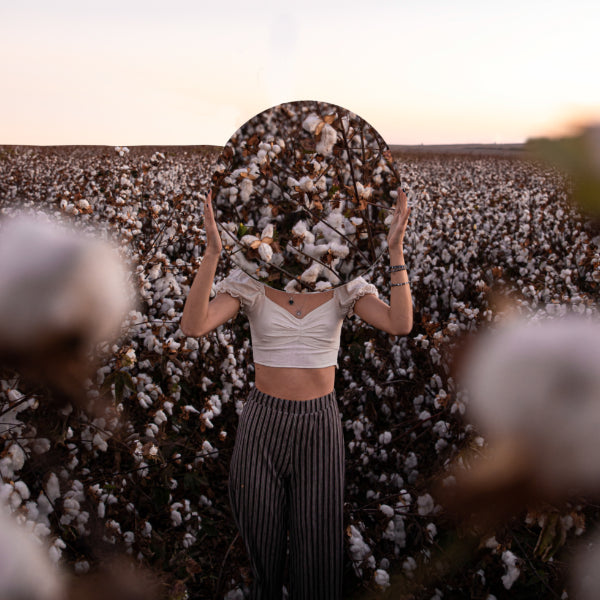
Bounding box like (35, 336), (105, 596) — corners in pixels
(211, 100), (400, 291)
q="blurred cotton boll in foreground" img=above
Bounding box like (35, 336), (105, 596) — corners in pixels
(441, 316), (600, 525)
(466, 316), (600, 493)
(0, 507), (64, 600)
(571, 529), (600, 600)
(0, 214), (134, 400)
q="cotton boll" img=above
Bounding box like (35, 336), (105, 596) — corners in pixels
(0, 215), (134, 402)
(298, 176), (314, 193)
(301, 241), (328, 260)
(240, 234), (260, 248)
(45, 473), (60, 503)
(402, 556), (417, 575)
(230, 253), (259, 275)
(463, 316), (600, 495)
(501, 550), (521, 589)
(292, 220), (308, 236)
(7, 444), (26, 471)
(0, 215), (133, 351)
(343, 219), (357, 235)
(374, 569), (390, 588)
(302, 113), (321, 134)
(153, 410), (167, 426)
(356, 181), (373, 200)
(379, 431), (392, 445)
(170, 508), (182, 527)
(256, 148), (268, 163)
(0, 508), (65, 600)
(286, 176), (300, 189)
(299, 263), (322, 284)
(425, 523), (437, 542)
(14, 481), (30, 501)
(571, 529), (600, 600)
(239, 178), (253, 204)
(257, 243), (272, 263)
(348, 525), (371, 562)
(9, 488), (23, 509)
(314, 280), (333, 291)
(314, 175), (327, 193)
(316, 124), (337, 156)
(32, 438), (51, 454)
(284, 280), (301, 294)
(75, 561), (90, 574)
(417, 494), (435, 516)
(326, 211), (344, 231)
(323, 268), (341, 286)
(329, 242), (350, 258)
(92, 433), (108, 452)
(261, 224), (274, 240)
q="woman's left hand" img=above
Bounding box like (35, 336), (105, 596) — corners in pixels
(387, 187), (411, 250)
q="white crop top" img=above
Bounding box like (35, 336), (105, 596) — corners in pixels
(214, 269), (378, 368)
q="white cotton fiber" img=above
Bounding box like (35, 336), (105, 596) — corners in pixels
(302, 114), (321, 134)
(258, 244), (273, 263)
(0, 508), (64, 600)
(299, 263), (322, 284)
(463, 315), (600, 493)
(316, 124), (337, 156)
(292, 220), (308, 236)
(0, 215), (133, 352)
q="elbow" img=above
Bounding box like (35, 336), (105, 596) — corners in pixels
(181, 325), (208, 338)
(388, 320), (413, 337)
(389, 327), (412, 337)
(180, 305), (210, 337)
(180, 318), (205, 338)
(180, 323), (195, 338)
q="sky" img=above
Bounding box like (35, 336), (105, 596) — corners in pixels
(1, 0), (599, 146)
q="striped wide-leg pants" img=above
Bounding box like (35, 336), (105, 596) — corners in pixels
(229, 388), (345, 600)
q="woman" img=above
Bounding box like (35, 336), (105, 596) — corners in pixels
(181, 188), (412, 600)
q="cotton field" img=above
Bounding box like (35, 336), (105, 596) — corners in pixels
(0, 145), (599, 599)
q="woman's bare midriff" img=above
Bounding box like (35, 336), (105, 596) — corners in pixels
(254, 363), (336, 401)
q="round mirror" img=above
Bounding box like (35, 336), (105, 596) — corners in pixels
(211, 100), (400, 292)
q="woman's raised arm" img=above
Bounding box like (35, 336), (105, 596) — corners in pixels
(180, 192), (240, 337)
(353, 188), (413, 336)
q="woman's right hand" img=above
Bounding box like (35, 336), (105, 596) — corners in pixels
(204, 190), (222, 255)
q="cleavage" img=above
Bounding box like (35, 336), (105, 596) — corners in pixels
(264, 287), (334, 319)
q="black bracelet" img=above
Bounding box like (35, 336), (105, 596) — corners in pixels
(390, 264), (408, 272)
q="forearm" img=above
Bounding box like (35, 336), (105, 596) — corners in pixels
(354, 186), (413, 336)
(180, 249), (220, 336)
(388, 245), (413, 334)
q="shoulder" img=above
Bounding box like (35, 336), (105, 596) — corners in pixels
(214, 268), (263, 310)
(336, 276), (379, 317)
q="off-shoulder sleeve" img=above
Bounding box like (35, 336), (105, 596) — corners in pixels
(214, 268), (261, 311)
(337, 276), (379, 317)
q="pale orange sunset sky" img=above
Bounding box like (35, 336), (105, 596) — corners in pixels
(1, 0), (598, 146)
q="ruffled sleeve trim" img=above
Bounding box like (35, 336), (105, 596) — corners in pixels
(337, 276), (379, 317)
(214, 268), (262, 311)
